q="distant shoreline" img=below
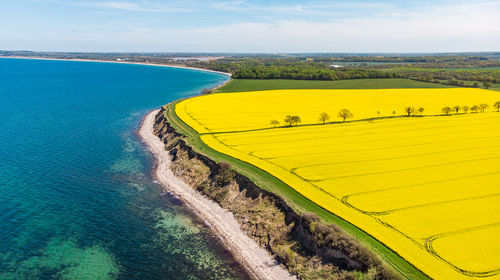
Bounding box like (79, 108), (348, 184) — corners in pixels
(0, 56), (232, 77)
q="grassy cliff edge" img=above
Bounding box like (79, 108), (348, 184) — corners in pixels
(155, 102), (431, 280)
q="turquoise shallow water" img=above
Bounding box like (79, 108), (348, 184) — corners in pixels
(0, 58), (249, 279)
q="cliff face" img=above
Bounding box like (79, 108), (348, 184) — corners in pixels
(153, 107), (398, 280)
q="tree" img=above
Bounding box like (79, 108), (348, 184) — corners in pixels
(494, 101), (500, 112)
(479, 104), (489, 113)
(418, 107), (425, 115)
(319, 112), (330, 124)
(392, 111), (397, 115)
(484, 81), (492, 89)
(471, 105), (479, 113)
(453, 106), (461, 115)
(473, 82), (480, 88)
(284, 115), (294, 126)
(338, 109), (353, 123)
(284, 115), (301, 126)
(376, 111), (381, 117)
(462, 106), (469, 114)
(442, 107), (452, 115)
(291, 115), (301, 126)
(270, 120), (280, 128)
(405, 106), (416, 117)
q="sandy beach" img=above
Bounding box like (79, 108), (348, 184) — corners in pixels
(139, 110), (295, 280)
(0, 56), (232, 77)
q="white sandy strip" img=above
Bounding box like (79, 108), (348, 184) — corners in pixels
(0, 56), (232, 77)
(139, 110), (296, 280)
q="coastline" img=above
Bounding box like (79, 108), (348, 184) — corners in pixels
(0, 56), (232, 77)
(138, 110), (295, 280)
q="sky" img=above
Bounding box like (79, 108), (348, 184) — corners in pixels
(1, 0), (499, 53)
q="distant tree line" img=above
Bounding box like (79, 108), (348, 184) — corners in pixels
(401, 102), (499, 117)
(190, 57), (499, 87)
(185, 56), (500, 91)
(385, 68), (500, 85)
(314, 55), (498, 66)
(441, 102), (500, 115)
(231, 66), (401, 80)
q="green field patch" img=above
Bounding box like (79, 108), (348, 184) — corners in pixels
(216, 78), (453, 93)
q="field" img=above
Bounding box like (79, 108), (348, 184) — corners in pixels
(175, 88), (500, 280)
(443, 67), (500, 71)
(434, 79), (500, 92)
(215, 78), (453, 93)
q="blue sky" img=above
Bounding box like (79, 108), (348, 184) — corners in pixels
(1, 0), (499, 52)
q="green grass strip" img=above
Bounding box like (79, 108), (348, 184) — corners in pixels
(216, 78), (454, 93)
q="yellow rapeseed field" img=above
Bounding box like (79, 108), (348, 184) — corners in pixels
(176, 88), (500, 280)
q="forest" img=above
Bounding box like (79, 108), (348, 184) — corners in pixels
(188, 55), (500, 87)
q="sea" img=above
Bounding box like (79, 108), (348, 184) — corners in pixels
(0, 58), (250, 280)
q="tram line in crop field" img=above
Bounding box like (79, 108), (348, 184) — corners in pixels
(175, 88), (500, 279)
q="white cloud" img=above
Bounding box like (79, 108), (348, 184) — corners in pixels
(103, 1), (499, 52)
(3, 0), (499, 52)
(79, 0), (395, 17)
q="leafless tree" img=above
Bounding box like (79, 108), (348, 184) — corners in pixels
(471, 105), (479, 113)
(453, 106), (461, 115)
(479, 104), (489, 113)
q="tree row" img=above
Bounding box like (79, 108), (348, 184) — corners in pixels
(269, 101), (500, 128)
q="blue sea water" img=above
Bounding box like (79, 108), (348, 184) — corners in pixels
(0, 58), (249, 280)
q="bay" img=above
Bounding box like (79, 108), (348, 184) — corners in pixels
(0, 58), (248, 280)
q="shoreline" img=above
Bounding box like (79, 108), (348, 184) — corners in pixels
(138, 110), (295, 280)
(0, 56), (232, 77)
